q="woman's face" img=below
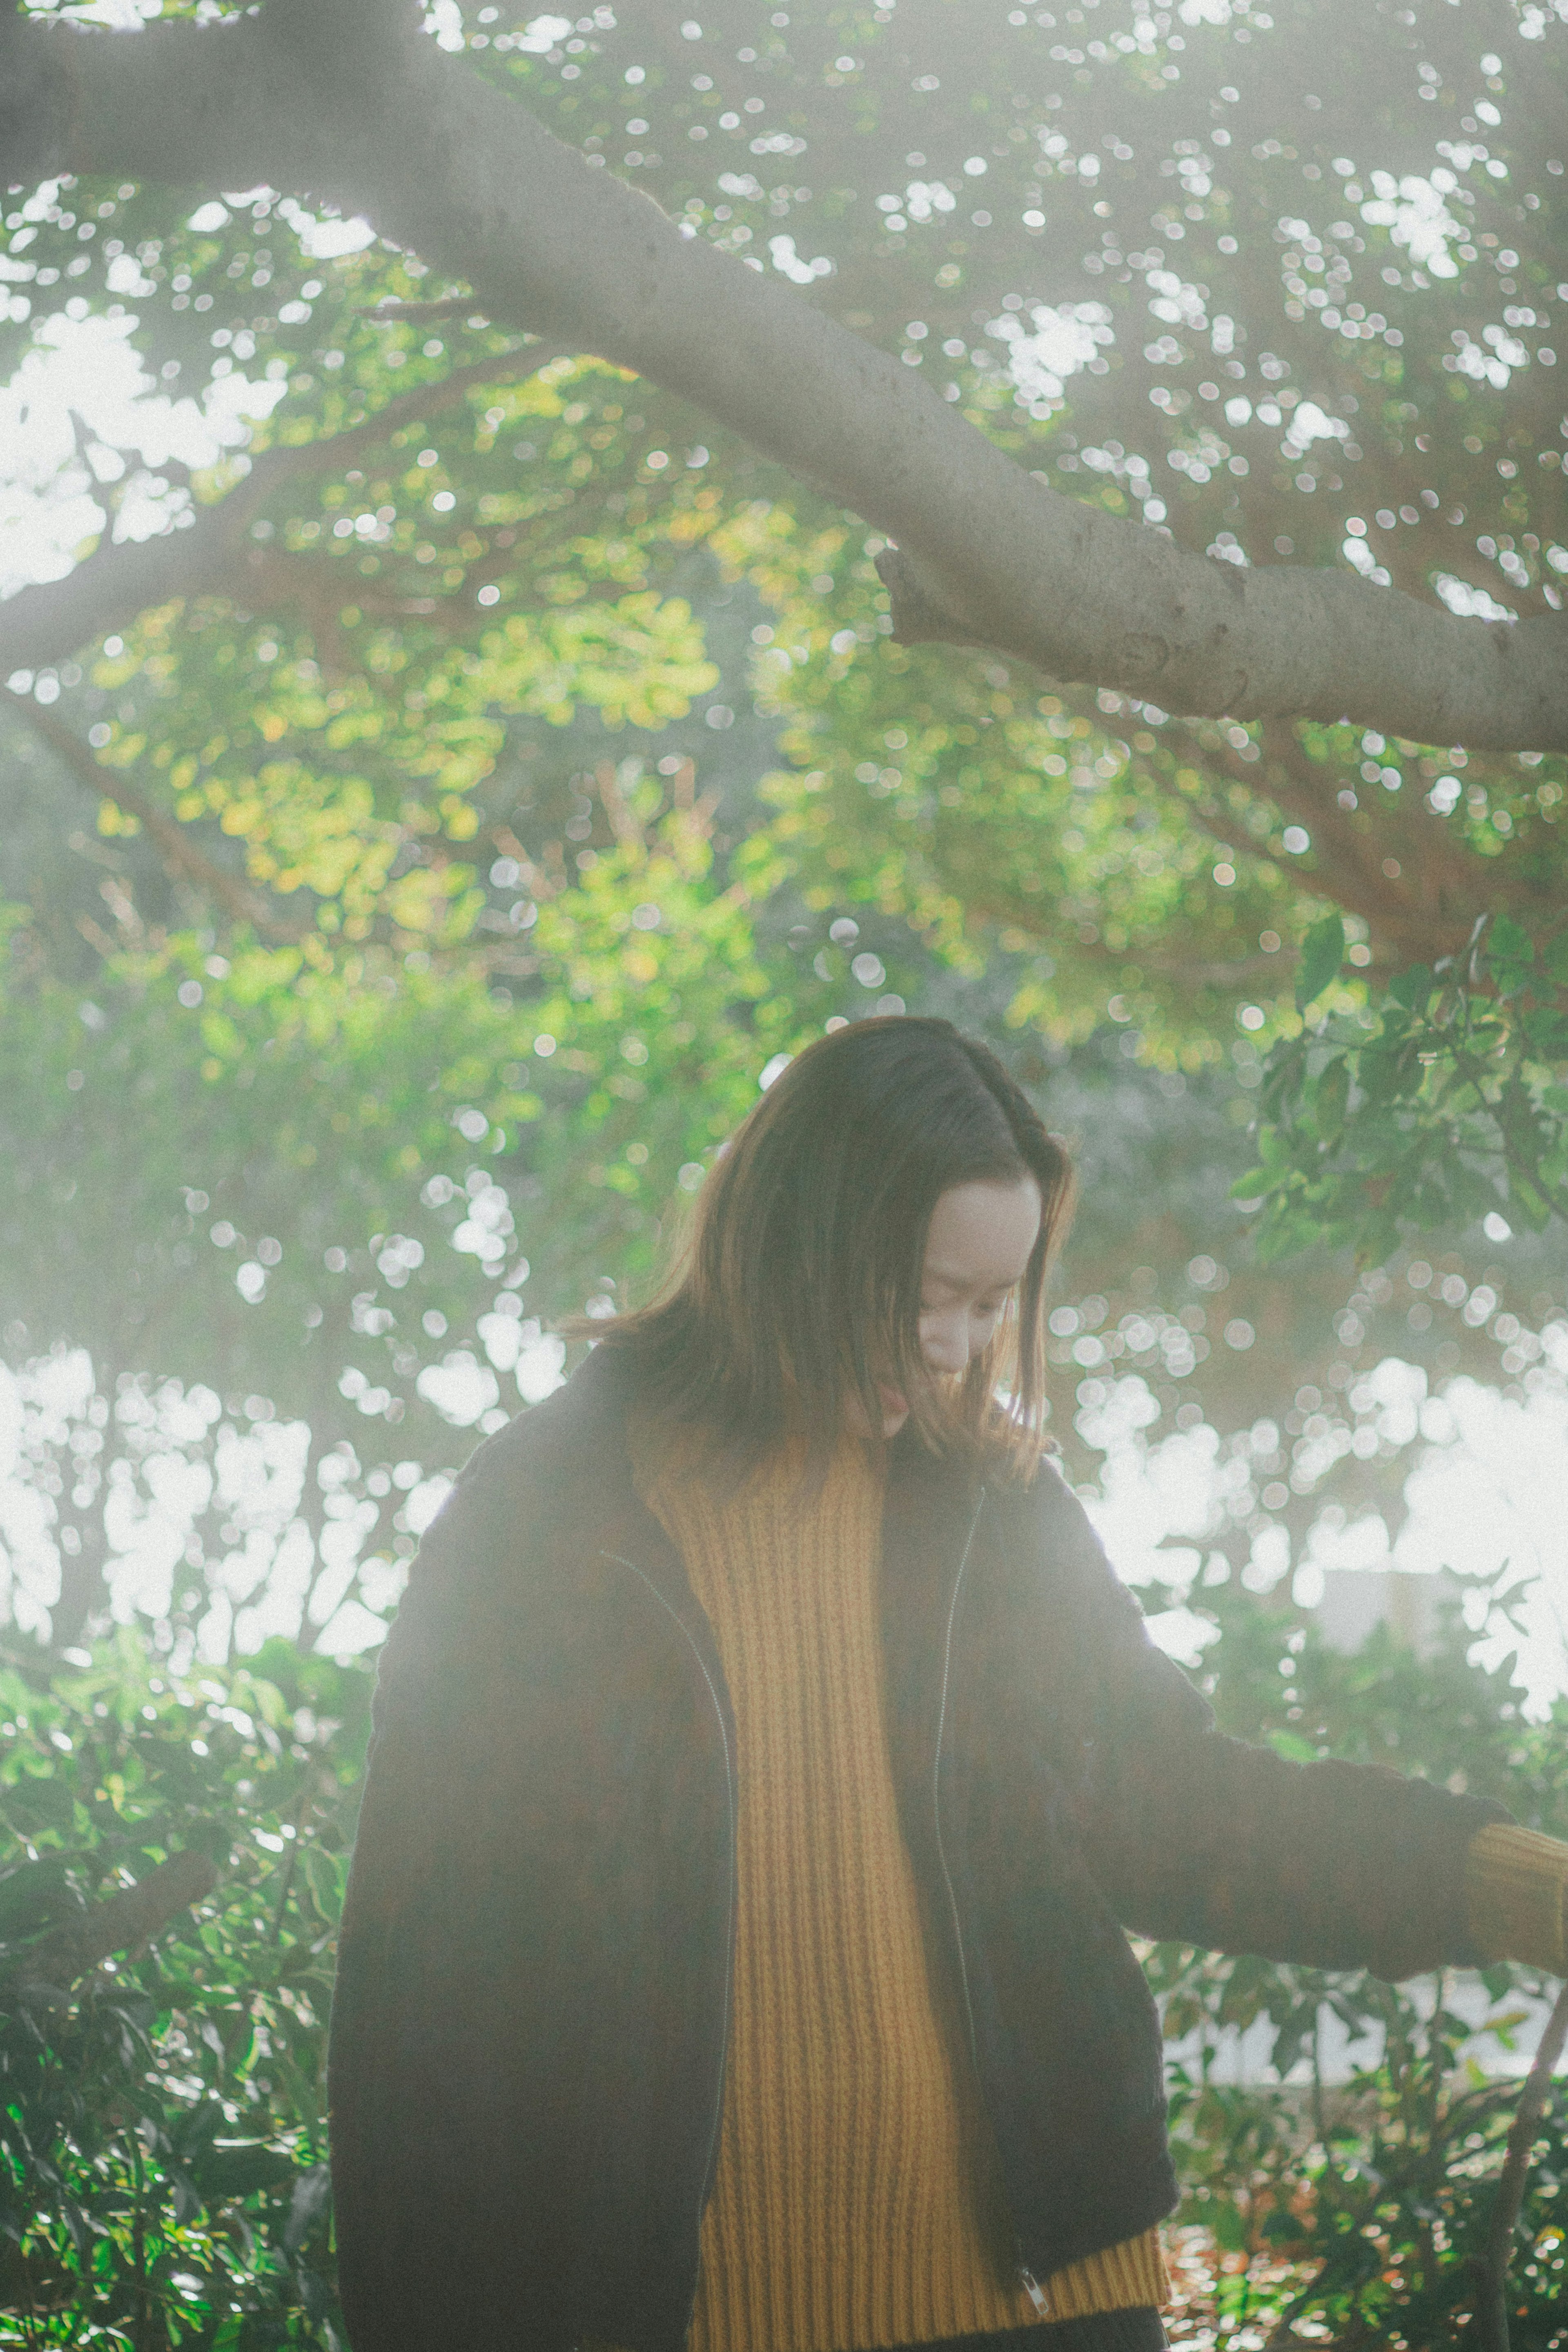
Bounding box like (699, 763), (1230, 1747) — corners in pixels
(878, 1175), (1043, 1436)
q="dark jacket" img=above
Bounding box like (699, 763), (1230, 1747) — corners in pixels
(327, 1345), (1506, 2352)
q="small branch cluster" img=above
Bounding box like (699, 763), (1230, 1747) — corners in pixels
(5, 1850), (219, 2004)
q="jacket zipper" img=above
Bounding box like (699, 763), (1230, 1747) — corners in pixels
(601, 1550), (737, 2232)
(930, 1489), (1050, 2321)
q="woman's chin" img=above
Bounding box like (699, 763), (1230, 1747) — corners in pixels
(877, 1384), (910, 1437)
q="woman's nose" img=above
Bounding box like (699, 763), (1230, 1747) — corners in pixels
(921, 1316), (970, 1373)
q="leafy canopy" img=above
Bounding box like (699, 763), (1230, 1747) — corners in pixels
(0, 0), (1563, 1654)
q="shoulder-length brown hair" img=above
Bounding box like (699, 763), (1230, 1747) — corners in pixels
(595, 1016), (1075, 1477)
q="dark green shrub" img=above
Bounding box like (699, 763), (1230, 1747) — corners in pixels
(1154, 1574), (1568, 2349)
(0, 1632), (368, 2349)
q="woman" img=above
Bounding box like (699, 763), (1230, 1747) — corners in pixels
(329, 1017), (1567, 2352)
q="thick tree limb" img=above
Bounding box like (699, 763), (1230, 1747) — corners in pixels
(4, 10), (1565, 749)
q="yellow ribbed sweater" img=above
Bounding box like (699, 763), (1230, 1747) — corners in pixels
(1467, 1821), (1568, 1973)
(632, 1422), (1166, 2352)
(626, 1418), (1568, 2352)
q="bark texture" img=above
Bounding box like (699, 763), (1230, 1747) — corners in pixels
(3, 2), (1564, 750)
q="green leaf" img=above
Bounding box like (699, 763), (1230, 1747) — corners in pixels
(1312, 1057), (1350, 1146)
(1486, 915), (1536, 993)
(1521, 1005), (1568, 1061)
(1295, 912), (1346, 1013)
(1211, 2198), (1251, 2253)
(1263, 2205), (1307, 2246)
(1504, 1170), (1556, 1232)
(3, 1772), (78, 1834)
(302, 1844), (346, 1924)
(1387, 962), (1433, 1012)
(283, 2163), (333, 2258)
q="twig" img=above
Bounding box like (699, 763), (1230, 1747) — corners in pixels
(267, 1844), (301, 1944)
(1449, 1044), (1568, 1227)
(6, 689), (301, 939)
(267, 1785), (319, 1943)
(367, 294), (493, 323)
(594, 758), (642, 847)
(1475, 1975), (1568, 2352)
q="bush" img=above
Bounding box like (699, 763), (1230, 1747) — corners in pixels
(0, 1632), (368, 2349)
(0, 1578), (1564, 2350)
(1154, 1574), (1568, 2349)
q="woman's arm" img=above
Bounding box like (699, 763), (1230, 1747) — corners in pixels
(1020, 1471), (1517, 1979)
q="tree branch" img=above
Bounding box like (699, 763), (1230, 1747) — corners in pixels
(7, 1850), (219, 1997)
(1477, 1976), (1568, 2352)
(6, 689), (300, 937)
(6, 9), (1564, 751)
(367, 294), (492, 323)
(1448, 1048), (1568, 1231)
(0, 347), (567, 678)
(1167, 719), (1557, 964)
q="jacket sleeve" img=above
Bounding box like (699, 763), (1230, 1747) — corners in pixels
(1467, 1822), (1568, 1973)
(326, 1428), (583, 2352)
(1026, 1470), (1511, 1981)
(327, 1397), (734, 2352)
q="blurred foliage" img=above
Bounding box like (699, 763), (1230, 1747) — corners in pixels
(4, 1225), (1561, 1667)
(0, 3), (1563, 1287)
(0, 23), (1565, 2340)
(1241, 909), (1568, 1260)
(0, 0), (1563, 1652)
(0, 755), (791, 1420)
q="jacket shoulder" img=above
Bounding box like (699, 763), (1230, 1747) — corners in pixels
(416, 1341), (637, 1554)
(370, 1346), (642, 1706)
(978, 1453), (1213, 1726)
(986, 1451), (1127, 1596)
